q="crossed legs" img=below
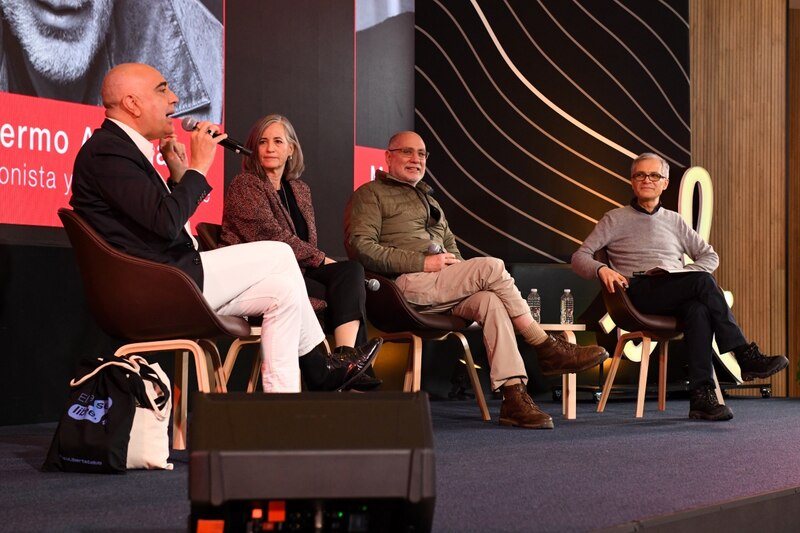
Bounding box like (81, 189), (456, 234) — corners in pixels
(200, 241), (325, 392)
(627, 271), (747, 388)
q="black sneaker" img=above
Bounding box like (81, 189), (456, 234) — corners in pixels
(689, 385), (733, 421)
(735, 342), (789, 381)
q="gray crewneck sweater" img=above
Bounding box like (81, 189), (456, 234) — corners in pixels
(571, 204), (718, 279)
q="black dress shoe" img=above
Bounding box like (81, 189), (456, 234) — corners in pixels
(323, 338), (383, 391)
(349, 373), (383, 392)
(334, 350), (383, 391)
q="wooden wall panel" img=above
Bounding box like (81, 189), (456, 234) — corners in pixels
(690, 0), (788, 396)
(789, 9), (800, 397)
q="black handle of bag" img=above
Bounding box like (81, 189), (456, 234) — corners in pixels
(72, 355), (170, 412)
(138, 364), (171, 408)
(124, 354), (170, 411)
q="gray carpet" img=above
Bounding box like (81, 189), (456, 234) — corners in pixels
(1, 395), (798, 532)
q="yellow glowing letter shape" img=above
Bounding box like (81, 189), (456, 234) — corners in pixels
(678, 167), (713, 242)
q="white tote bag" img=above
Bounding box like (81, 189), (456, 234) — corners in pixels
(125, 355), (173, 470)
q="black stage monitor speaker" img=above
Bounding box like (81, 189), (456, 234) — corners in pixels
(189, 391), (435, 532)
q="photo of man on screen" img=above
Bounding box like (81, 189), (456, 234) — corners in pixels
(0, 0), (222, 122)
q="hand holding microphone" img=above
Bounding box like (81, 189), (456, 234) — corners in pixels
(181, 116), (252, 156)
(427, 241), (444, 255)
(174, 118), (226, 175)
(424, 240), (459, 272)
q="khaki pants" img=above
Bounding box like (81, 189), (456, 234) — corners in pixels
(395, 257), (531, 390)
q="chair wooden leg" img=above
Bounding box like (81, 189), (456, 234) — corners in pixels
(448, 332), (490, 422)
(248, 349), (262, 393)
(199, 339), (227, 393)
(223, 333), (260, 387)
(635, 337), (652, 418)
(372, 332), (421, 392)
(173, 352), (189, 450)
(597, 336), (629, 412)
(114, 340), (211, 450)
(371, 332), (417, 392)
(403, 335), (423, 392)
(712, 368), (725, 405)
(116, 340), (212, 392)
(658, 341), (669, 411)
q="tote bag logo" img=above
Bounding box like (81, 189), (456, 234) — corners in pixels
(67, 393), (112, 424)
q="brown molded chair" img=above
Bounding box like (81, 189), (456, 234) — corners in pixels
(195, 221), (325, 392)
(196, 222), (327, 314)
(196, 222), (328, 314)
(364, 271), (490, 421)
(593, 249), (723, 417)
(195, 221), (222, 252)
(195, 221), (263, 391)
(58, 208), (252, 449)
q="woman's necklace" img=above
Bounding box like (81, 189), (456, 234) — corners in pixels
(279, 184), (289, 209)
(278, 181), (292, 215)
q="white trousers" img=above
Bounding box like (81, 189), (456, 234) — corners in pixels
(200, 241), (324, 392)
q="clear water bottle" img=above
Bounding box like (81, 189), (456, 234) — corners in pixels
(526, 288), (541, 324)
(560, 289), (574, 324)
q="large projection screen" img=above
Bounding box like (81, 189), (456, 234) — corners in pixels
(0, 0), (225, 246)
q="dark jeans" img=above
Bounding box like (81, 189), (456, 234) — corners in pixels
(626, 272), (747, 389)
(304, 260), (368, 346)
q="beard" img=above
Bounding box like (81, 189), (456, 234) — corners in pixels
(3, 0), (114, 83)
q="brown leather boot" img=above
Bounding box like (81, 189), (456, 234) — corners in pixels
(499, 383), (554, 429)
(535, 335), (608, 376)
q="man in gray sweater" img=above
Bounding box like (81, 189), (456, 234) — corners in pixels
(571, 152), (788, 421)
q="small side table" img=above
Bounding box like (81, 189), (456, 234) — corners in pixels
(539, 323), (586, 420)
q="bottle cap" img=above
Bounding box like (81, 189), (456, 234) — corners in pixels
(564, 289), (571, 293)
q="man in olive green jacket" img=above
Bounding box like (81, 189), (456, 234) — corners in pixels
(344, 131), (608, 429)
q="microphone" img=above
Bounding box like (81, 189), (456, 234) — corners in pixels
(181, 116), (252, 156)
(427, 241), (444, 255)
(365, 278), (380, 291)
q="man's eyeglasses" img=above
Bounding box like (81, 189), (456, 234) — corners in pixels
(631, 172), (666, 182)
(388, 147), (430, 160)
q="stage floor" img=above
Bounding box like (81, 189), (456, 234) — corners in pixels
(1, 395), (799, 532)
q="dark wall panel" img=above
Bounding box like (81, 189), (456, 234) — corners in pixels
(356, 12), (416, 148)
(0, 244), (115, 425)
(225, 0), (355, 257)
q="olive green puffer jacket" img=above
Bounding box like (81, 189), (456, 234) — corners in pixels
(344, 170), (463, 276)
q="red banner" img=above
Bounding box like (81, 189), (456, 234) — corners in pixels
(0, 92), (223, 228)
(353, 145), (386, 190)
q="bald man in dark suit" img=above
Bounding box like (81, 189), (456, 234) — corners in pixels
(70, 63), (380, 392)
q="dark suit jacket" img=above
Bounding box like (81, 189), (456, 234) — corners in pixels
(69, 119), (212, 288)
